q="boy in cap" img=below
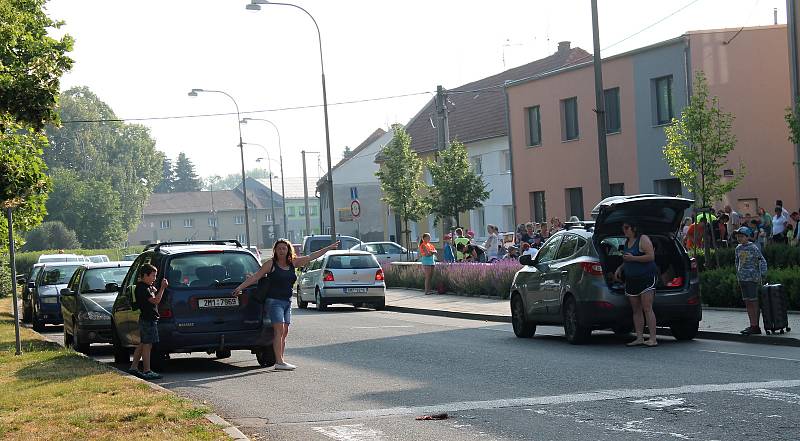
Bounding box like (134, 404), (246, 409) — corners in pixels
(734, 227), (768, 335)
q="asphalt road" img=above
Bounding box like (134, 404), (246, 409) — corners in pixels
(40, 306), (800, 440)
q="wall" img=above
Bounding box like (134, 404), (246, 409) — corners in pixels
(466, 136), (514, 240)
(129, 208), (261, 247)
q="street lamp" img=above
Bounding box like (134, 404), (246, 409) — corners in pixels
(255, 156), (277, 245)
(246, 0), (337, 238)
(241, 117), (288, 238)
(188, 88), (251, 247)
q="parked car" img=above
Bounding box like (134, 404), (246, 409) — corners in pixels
(296, 250), (385, 311)
(509, 195), (700, 344)
(21, 263), (44, 323)
(88, 255), (110, 263)
(246, 245), (262, 262)
(301, 234), (362, 259)
(37, 253), (85, 263)
(110, 240), (275, 369)
(122, 254), (139, 261)
(350, 241), (418, 264)
(29, 262), (82, 331)
(60, 261), (133, 353)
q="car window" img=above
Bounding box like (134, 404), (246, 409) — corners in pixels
(68, 268), (83, 291)
(306, 239), (327, 254)
(365, 244), (382, 254)
(81, 267), (130, 293)
(326, 255), (379, 269)
(600, 237), (626, 255)
(555, 235), (579, 260)
(384, 244), (403, 254)
(576, 237), (588, 250)
(29, 266), (43, 284)
(168, 252), (259, 288)
(535, 236), (562, 265)
(41, 265), (81, 285)
(340, 238), (360, 250)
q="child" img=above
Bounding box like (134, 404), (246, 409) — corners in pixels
(734, 227), (767, 335)
(129, 264), (168, 379)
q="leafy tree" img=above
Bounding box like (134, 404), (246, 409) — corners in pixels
(425, 140), (490, 229)
(0, 0), (74, 130)
(343, 146), (353, 159)
(663, 71), (743, 209)
(173, 152), (202, 192)
(23, 220), (80, 251)
(375, 125), (430, 250)
(203, 168), (275, 190)
(154, 157), (175, 193)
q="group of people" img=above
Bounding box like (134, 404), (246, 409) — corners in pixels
(680, 200), (800, 251)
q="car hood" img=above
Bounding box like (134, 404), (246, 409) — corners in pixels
(38, 284), (67, 297)
(79, 293), (117, 314)
(591, 194), (693, 240)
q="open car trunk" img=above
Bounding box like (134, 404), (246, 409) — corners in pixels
(596, 234), (688, 293)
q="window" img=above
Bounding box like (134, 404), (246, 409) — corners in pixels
(299, 206), (306, 216)
(536, 236), (562, 264)
(233, 215), (244, 225)
(561, 97), (579, 141)
(565, 187), (584, 220)
(610, 183), (625, 196)
(265, 212), (273, 223)
(604, 87), (621, 133)
(501, 150), (511, 172)
(555, 234), (579, 260)
(208, 217), (217, 228)
(471, 156), (483, 174)
(530, 191), (546, 223)
(654, 75), (673, 125)
(236, 233), (245, 243)
(287, 207), (296, 217)
(183, 218), (194, 228)
(526, 105), (542, 146)
(654, 178), (682, 197)
(503, 205), (514, 231)
(159, 220), (171, 230)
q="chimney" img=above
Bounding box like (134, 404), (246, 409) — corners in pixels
(558, 41), (571, 53)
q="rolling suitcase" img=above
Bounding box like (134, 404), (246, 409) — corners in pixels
(759, 284), (792, 335)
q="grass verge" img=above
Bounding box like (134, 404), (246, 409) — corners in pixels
(0, 298), (228, 440)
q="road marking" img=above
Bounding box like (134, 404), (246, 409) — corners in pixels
(312, 424), (386, 441)
(699, 349), (800, 362)
(233, 379), (800, 425)
(350, 325), (414, 329)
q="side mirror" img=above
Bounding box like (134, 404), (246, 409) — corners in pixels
(60, 288), (74, 296)
(105, 283), (119, 292)
(27, 281), (36, 289)
(519, 254), (534, 266)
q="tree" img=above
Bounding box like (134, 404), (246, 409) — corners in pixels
(342, 146), (353, 159)
(0, 0), (74, 130)
(375, 125), (430, 250)
(203, 168), (274, 190)
(23, 221), (80, 251)
(173, 152), (202, 192)
(663, 71), (743, 209)
(154, 157), (175, 193)
(426, 140), (490, 229)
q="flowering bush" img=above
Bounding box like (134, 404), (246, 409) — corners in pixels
(383, 260), (522, 299)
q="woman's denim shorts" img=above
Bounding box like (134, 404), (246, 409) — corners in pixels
(267, 298), (292, 324)
(139, 320), (159, 344)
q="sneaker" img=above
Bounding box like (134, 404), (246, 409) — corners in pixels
(740, 326), (762, 335)
(127, 368), (141, 377)
(274, 362), (296, 371)
(141, 371), (163, 380)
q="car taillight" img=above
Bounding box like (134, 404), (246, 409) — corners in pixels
(665, 276), (684, 287)
(159, 307), (173, 318)
(375, 269), (384, 281)
(323, 270), (335, 282)
(687, 296), (700, 305)
(690, 257), (698, 272)
(580, 261), (603, 276)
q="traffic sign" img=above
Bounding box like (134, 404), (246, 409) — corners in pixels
(350, 199), (361, 219)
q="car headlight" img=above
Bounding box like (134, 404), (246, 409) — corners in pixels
(78, 311), (111, 321)
(40, 296), (59, 304)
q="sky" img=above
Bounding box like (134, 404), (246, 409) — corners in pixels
(45, 0), (787, 182)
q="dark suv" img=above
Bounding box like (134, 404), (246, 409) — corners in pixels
(111, 240), (275, 368)
(510, 195), (701, 344)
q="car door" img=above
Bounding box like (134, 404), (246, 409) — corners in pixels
(526, 235), (563, 317)
(542, 234), (580, 316)
(115, 253), (151, 345)
(61, 267), (83, 336)
(382, 243), (408, 262)
(365, 244), (388, 265)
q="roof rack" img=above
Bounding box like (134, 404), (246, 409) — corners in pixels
(563, 221), (595, 231)
(143, 240), (243, 253)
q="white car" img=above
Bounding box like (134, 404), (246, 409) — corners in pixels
(38, 253), (86, 263)
(296, 250), (386, 311)
(87, 255), (110, 263)
(350, 241), (418, 264)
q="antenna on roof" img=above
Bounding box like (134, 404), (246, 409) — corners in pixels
(774, 7), (778, 25)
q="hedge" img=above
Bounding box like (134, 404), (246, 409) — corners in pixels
(699, 266), (800, 310)
(694, 244), (800, 269)
(384, 260), (522, 300)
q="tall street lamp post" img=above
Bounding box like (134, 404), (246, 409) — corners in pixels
(246, 0), (336, 238)
(188, 88), (251, 247)
(241, 117), (288, 238)
(255, 156), (277, 245)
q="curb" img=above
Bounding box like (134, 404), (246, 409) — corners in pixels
(385, 304), (800, 347)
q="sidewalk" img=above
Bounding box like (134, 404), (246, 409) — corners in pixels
(384, 288), (800, 347)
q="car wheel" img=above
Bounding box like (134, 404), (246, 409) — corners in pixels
(215, 349), (231, 359)
(72, 325), (90, 354)
(22, 302), (32, 323)
(511, 294), (536, 338)
(297, 292), (308, 309)
(315, 288), (327, 311)
(670, 320), (699, 341)
(32, 306), (45, 332)
(256, 345), (276, 367)
(374, 298), (386, 311)
(563, 296), (591, 345)
(111, 322), (130, 365)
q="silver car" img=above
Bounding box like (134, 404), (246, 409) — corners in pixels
(350, 241), (418, 264)
(296, 250), (386, 311)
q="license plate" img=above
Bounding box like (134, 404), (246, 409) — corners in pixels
(199, 297), (239, 308)
(346, 288), (368, 294)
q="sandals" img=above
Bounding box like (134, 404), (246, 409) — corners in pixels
(626, 339), (644, 347)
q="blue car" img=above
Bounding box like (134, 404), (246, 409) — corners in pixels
(30, 262), (82, 331)
(111, 240), (275, 369)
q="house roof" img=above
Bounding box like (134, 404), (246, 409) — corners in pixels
(143, 190), (265, 215)
(404, 43), (591, 153)
(259, 176), (320, 200)
(317, 127), (388, 186)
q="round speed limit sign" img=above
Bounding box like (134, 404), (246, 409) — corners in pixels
(350, 200), (361, 219)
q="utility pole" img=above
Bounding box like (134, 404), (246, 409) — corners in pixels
(788, 0), (800, 208)
(302, 150), (312, 235)
(591, 0), (611, 199)
(435, 85), (450, 150)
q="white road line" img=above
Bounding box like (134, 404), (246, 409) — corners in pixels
(699, 350), (800, 362)
(312, 423), (386, 441)
(234, 379), (800, 425)
(350, 325), (414, 329)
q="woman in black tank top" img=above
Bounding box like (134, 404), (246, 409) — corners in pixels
(233, 238), (340, 370)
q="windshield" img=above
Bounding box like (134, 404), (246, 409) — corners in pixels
(167, 252), (260, 288)
(42, 266), (81, 285)
(81, 267), (130, 293)
(327, 255), (379, 269)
